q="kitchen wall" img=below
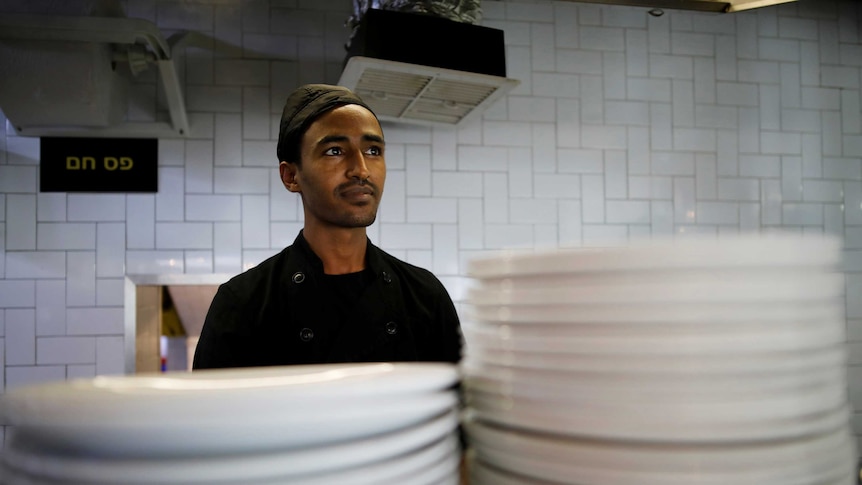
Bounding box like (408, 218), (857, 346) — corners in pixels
(0, 0), (860, 446)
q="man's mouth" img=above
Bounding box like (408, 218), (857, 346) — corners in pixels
(340, 184), (375, 199)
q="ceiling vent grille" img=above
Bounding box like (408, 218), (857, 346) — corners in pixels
(337, 8), (519, 127)
(342, 59), (517, 126)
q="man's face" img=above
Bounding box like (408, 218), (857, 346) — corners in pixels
(281, 104), (386, 229)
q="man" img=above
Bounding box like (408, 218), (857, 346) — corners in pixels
(193, 84), (463, 369)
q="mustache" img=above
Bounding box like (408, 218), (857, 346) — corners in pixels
(337, 178), (379, 194)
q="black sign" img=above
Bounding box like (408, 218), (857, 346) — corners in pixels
(40, 137), (158, 193)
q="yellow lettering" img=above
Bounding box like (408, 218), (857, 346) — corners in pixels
(82, 157), (96, 170)
(120, 157), (133, 170)
(66, 156), (80, 170)
(104, 157), (118, 171)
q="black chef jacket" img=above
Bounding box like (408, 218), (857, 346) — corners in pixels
(193, 231), (463, 369)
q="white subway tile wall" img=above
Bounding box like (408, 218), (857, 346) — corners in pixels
(5, 365), (64, 391)
(36, 194), (65, 223)
(0, 0), (860, 448)
(36, 337), (96, 366)
(66, 252), (96, 307)
(37, 223), (95, 251)
(213, 222), (242, 274)
(5, 137), (38, 166)
(0, 166), (37, 194)
(241, 195), (270, 249)
(90, 222), (125, 277)
(6, 195), (36, 250)
(96, 278), (124, 307)
(35, 280), (64, 337)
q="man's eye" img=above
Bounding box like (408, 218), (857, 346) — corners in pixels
(324, 147), (342, 156)
(366, 146), (382, 156)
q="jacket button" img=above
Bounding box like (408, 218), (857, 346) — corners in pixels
(382, 271), (391, 284)
(299, 327), (314, 342)
(292, 272), (305, 284)
(385, 321), (398, 335)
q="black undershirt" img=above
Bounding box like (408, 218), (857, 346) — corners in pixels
(319, 269), (375, 355)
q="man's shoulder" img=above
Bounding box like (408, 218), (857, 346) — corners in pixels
(220, 246), (292, 296)
(372, 246), (447, 291)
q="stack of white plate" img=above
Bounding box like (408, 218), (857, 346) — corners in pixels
(461, 233), (857, 485)
(0, 362), (462, 485)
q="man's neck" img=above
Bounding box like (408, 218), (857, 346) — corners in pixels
(302, 225), (368, 275)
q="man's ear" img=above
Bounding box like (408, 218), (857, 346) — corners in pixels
(279, 161), (301, 193)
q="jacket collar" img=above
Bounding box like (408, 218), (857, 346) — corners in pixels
(291, 229), (387, 277)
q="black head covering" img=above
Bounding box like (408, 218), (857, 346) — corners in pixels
(276, 84), (377, 165)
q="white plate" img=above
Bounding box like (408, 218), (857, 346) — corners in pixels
(465, 388), (850, 443)
(3, 408), (460, 483)
(461, 319), (846, 355)
(466, 300), (843, 325)
(2, 362), (459, 425)
(472, 435), (855, 485)
(462, 343), (847, 375)
(467, 273), (843, 305)
(1, 362), (459, 457)
(469, 421), (856, 485)
(246, 434), (461, 485)
(11, 391), (458, 459)
(466, 234), (841, 278)
(2, 438), (460, 485)
(469, 455), (556, 485)
(466, 380), (847, 420)
(465, 418), (854, 473)
(461, 361), (846, 402)
(474, 267), (843, 290)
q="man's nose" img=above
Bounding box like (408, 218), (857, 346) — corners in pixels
(346, 150), (370, 181)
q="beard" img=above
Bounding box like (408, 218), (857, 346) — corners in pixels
(343, 211), (378, 228)
(333, 179), (381, 228)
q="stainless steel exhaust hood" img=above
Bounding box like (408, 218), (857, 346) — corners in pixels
(0, 0), (191, 138)
(337, 1), (520, 127)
